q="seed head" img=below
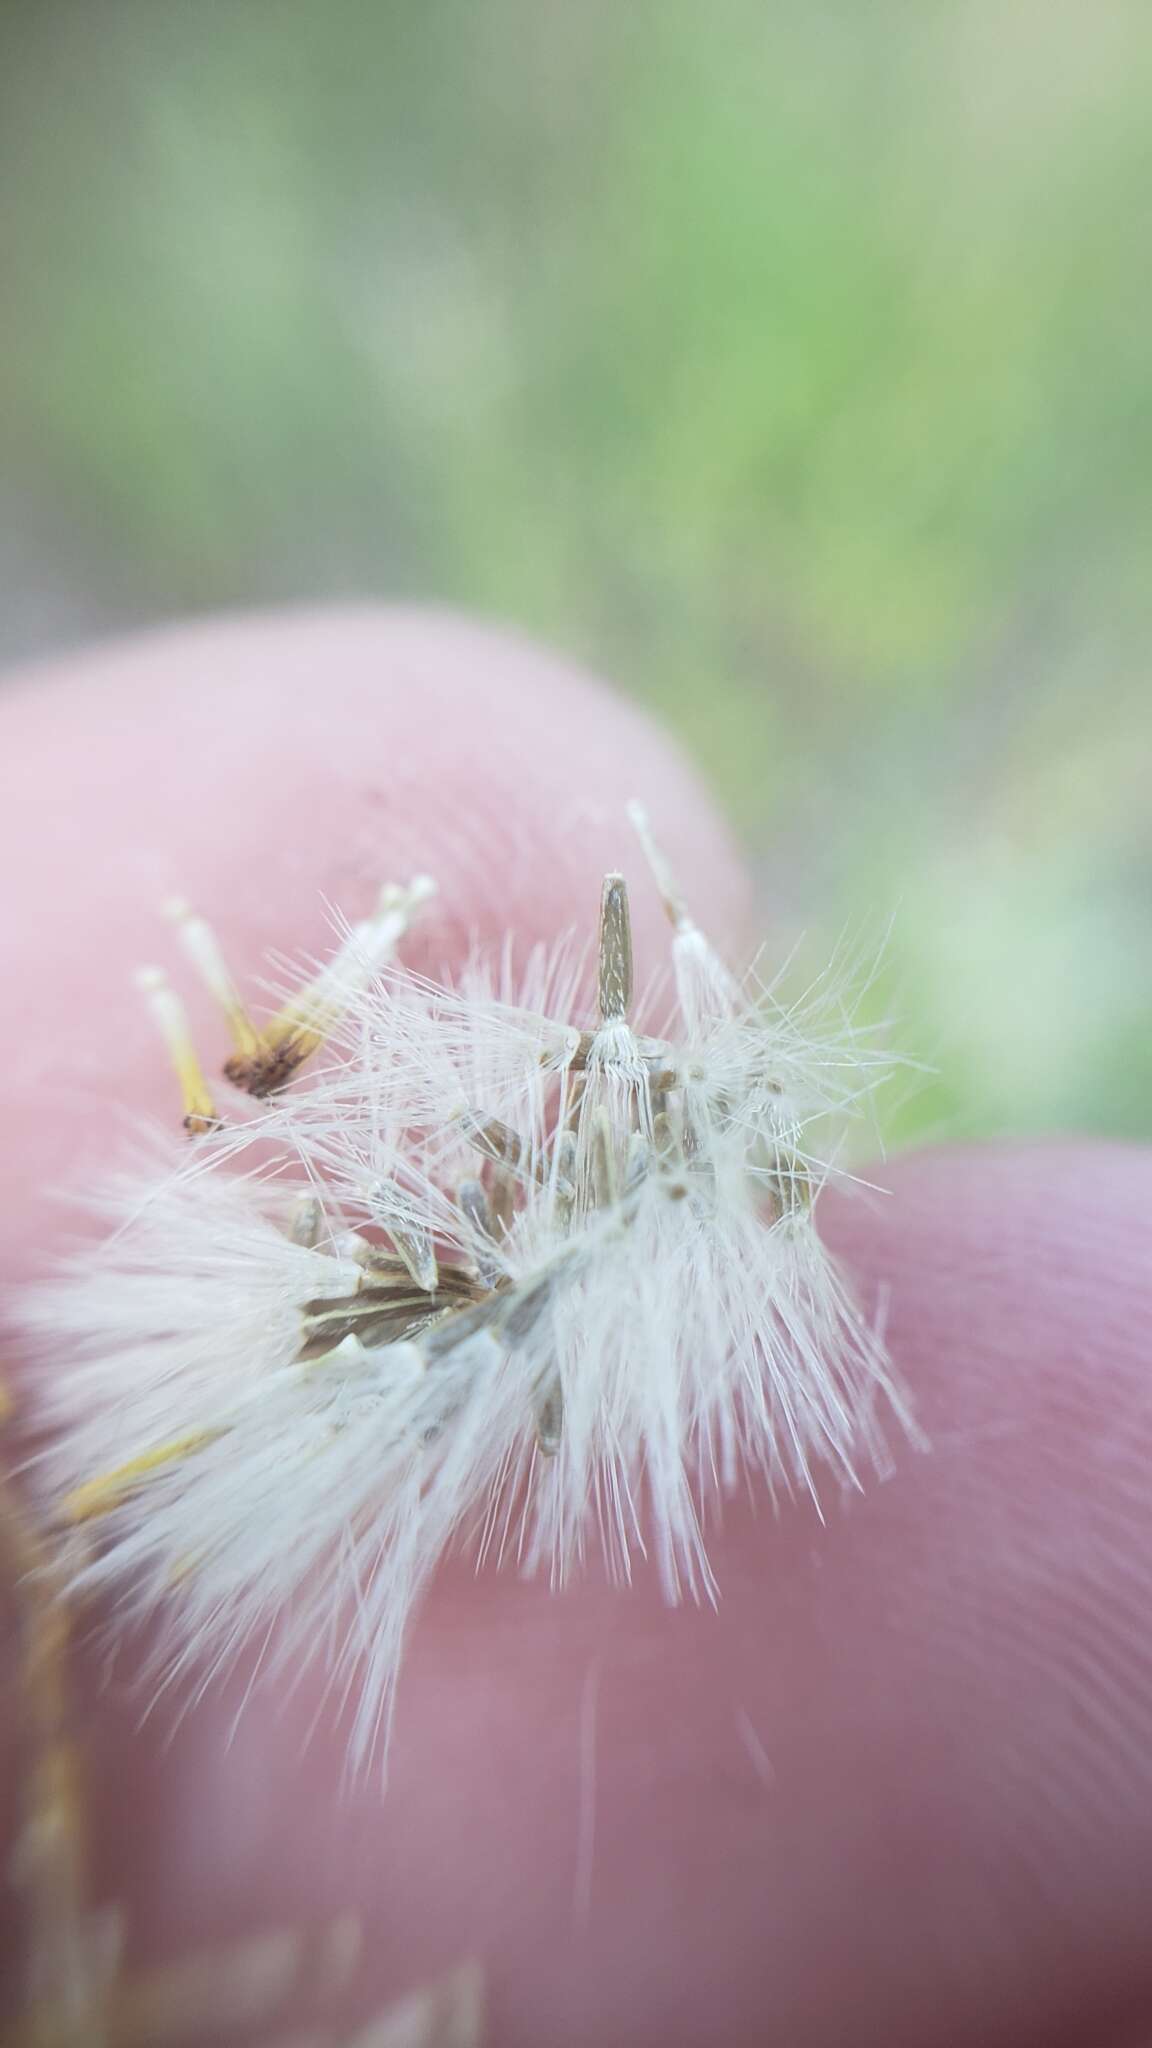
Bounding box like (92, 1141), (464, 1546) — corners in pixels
(21, 809), (913, 1775)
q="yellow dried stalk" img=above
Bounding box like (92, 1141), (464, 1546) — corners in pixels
(1, 1380), (116, 2048)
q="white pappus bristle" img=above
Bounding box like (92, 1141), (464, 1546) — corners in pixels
(20, 811), (914, 1775)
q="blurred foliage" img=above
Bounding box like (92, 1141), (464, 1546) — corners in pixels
(1, 0), (1149, 1142)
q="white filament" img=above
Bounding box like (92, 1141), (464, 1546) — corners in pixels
(22, 840), (911, 1774)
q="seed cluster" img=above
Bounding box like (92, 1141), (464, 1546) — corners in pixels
(26, 807), (910, 1770)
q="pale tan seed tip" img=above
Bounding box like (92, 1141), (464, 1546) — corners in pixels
(397, 1233), (439, 1295)
(162, 896), (265, 1061)
(458, 1112), (527, 1174)
(135, 969), (220, 1131)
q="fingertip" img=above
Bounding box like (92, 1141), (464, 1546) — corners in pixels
(0, 604), (748, 953)
(0, 606), (751, 1259)
(822, 1136), (1152, 1435)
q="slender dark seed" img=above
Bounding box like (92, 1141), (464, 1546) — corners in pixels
(597, 874), (633, 1025)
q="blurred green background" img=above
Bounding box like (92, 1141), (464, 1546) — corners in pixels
(2, 1), (1149, 1143)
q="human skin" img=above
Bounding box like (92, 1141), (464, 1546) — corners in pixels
(1, 610), (1150, 2046)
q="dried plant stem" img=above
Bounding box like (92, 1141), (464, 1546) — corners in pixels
(1, 1388), (114, 2048)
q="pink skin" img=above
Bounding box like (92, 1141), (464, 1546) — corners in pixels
(1, 610), (1150, 2046)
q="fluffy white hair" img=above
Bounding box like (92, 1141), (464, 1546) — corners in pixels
(22, 811), (912, 1772)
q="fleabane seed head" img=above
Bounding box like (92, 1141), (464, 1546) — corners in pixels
(21, 810), (914, 1775)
